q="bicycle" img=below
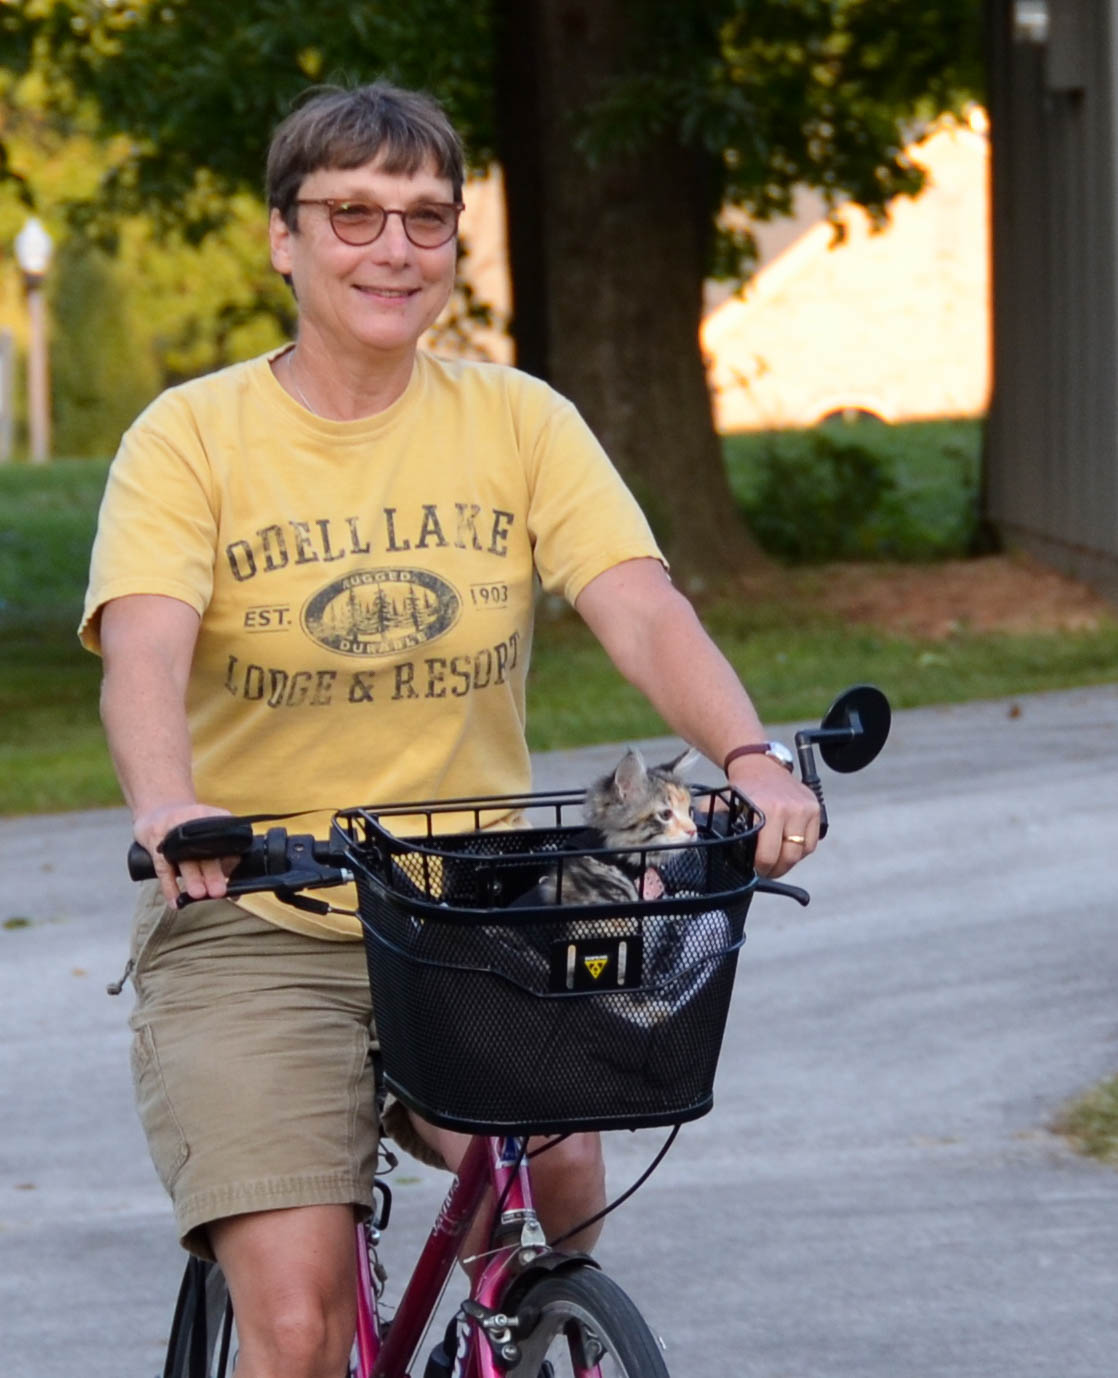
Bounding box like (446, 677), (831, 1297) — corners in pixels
(129, 685), (891, 1378)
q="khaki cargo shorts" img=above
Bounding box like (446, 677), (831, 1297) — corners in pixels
(126, 882), (379, 1259)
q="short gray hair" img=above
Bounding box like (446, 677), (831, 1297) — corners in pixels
(266, 81), (465, 228)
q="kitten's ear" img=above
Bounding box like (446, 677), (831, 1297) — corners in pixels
(662, 747), (700, 778)
(612, 748), (648, 801)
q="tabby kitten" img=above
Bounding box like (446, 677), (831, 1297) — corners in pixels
(537, 747), (698, 905)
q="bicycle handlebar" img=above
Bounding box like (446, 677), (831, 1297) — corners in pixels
(127, 826), (353, 906)
(127, 684), (891, 913)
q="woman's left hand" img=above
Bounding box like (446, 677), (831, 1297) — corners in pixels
(725, 754), (820, 878)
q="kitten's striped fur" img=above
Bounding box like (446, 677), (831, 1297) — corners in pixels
(538, 748), (697, 904)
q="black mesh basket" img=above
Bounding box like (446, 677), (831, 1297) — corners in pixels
(334, 784), (761, 1135)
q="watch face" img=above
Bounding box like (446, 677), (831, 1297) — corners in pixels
(767, 741), (795, 770)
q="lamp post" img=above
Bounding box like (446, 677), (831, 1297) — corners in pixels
(14, 216), (54, 465)
(0, 329), (13, 463)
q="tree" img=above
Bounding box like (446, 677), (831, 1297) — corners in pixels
(0, 78), (294, 453)
(49, 240), (161, 456)
(15, 0), (982, 582)
(495, 1), (982, 578)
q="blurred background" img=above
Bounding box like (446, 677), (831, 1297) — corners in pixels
(1, 0), (1116, 818)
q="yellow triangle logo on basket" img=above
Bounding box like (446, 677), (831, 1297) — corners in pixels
(583, 955), (610, 981)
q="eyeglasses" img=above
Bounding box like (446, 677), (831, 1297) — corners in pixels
(294, 198), (464, 249)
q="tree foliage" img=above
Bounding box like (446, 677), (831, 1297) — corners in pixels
(17, 1), (981, 268)
(0, 70), (292, 456)
(581, 0), (983, 269)
(18, 0), (497, 232)
(49, 238), (161, 456)
(6, 0), (983, 575)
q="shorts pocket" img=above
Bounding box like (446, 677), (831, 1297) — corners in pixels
(128, 880), (179, 985)
(131, 1022), (190, 1192)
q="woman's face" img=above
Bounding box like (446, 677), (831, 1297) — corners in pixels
(270, 156), (458, 362)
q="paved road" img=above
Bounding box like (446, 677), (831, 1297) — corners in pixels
(2, 686), (1117, 1377)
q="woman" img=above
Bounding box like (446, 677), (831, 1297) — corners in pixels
(81, 82), (819, 1378)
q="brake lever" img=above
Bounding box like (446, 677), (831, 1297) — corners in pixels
(753, 876), (811, 907)
(224, 865), (353, 898)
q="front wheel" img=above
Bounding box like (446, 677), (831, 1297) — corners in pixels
(162, 1258), (236, 1378)
(505, 1265), (670, 1378)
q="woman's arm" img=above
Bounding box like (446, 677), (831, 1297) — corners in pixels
(575, 558), (820, 877)
(99, 594), (231, 904)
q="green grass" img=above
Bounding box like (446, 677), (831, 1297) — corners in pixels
(525, 601), (1118, 750)
(0, 640), (117, 812)
(0, 457), (110, 622)
(2, 440), (1117, 813)
(0, 458), (121, 814)
(1056, 1076), (1118, 1167)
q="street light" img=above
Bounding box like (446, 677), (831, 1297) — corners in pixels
(14, 216), (54, 464)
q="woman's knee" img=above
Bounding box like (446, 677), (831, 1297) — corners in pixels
(532, 1132), (605, 1191)
(209, 1206), (357, 1376)
(232, 1280), (355, 1377)
(262, 1295), (338, 1365)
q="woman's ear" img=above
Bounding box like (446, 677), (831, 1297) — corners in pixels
(269, 207), (294, 278)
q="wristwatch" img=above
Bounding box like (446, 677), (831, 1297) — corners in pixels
(723, 741), (795, 773)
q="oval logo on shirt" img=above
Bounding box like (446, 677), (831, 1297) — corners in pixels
(302, 568), (462, 658)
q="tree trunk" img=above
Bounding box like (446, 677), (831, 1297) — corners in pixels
(501, 0), (767, 587)
(492, 0), (550, 381)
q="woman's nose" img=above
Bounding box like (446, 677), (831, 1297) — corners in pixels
(371, 211), (413, 263)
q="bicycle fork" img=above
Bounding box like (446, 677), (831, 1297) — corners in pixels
(357, 1134), (601, 1378)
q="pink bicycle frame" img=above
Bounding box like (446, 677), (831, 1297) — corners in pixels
(353, 1132), (589, 1378)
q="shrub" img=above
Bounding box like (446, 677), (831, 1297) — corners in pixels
(726, 418), (983, 563)
(740, 429), (896, 562)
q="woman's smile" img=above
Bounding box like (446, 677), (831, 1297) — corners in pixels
(355, 284), (421, 301)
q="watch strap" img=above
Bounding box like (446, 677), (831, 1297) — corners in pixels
(723, 742), (792, 773)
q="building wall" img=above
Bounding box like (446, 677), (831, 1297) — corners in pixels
(700, 118), (991, 432)
(441, 129), (993, 438)
(985, 0), (1118, 600)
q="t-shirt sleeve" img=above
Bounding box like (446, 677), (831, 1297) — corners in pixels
(78, 395), (219, 654)
(519, 385), (666, 604)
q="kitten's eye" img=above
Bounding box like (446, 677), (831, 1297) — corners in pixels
(657, 808), (675, 823)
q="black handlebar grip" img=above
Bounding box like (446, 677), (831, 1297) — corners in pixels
(128, 842), (157, 881)
(810, 778), (830, 840)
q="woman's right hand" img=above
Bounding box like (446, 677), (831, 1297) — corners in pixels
(133, 801), (235, 907)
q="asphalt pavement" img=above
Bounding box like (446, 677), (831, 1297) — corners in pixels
(2, 685), (1117, 1377)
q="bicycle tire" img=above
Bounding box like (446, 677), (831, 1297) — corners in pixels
(504, 1264), (670, 1378)
(162, 1259), (236, 1378)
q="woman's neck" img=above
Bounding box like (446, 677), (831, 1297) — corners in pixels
(276, 338), (417, 420)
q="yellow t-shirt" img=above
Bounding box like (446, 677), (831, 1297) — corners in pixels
(81, 350), (663, 937)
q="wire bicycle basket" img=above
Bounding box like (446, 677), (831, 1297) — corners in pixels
(334, 784), (762, 1135)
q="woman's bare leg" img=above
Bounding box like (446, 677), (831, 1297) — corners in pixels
(208, 1204), (357, 1378)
